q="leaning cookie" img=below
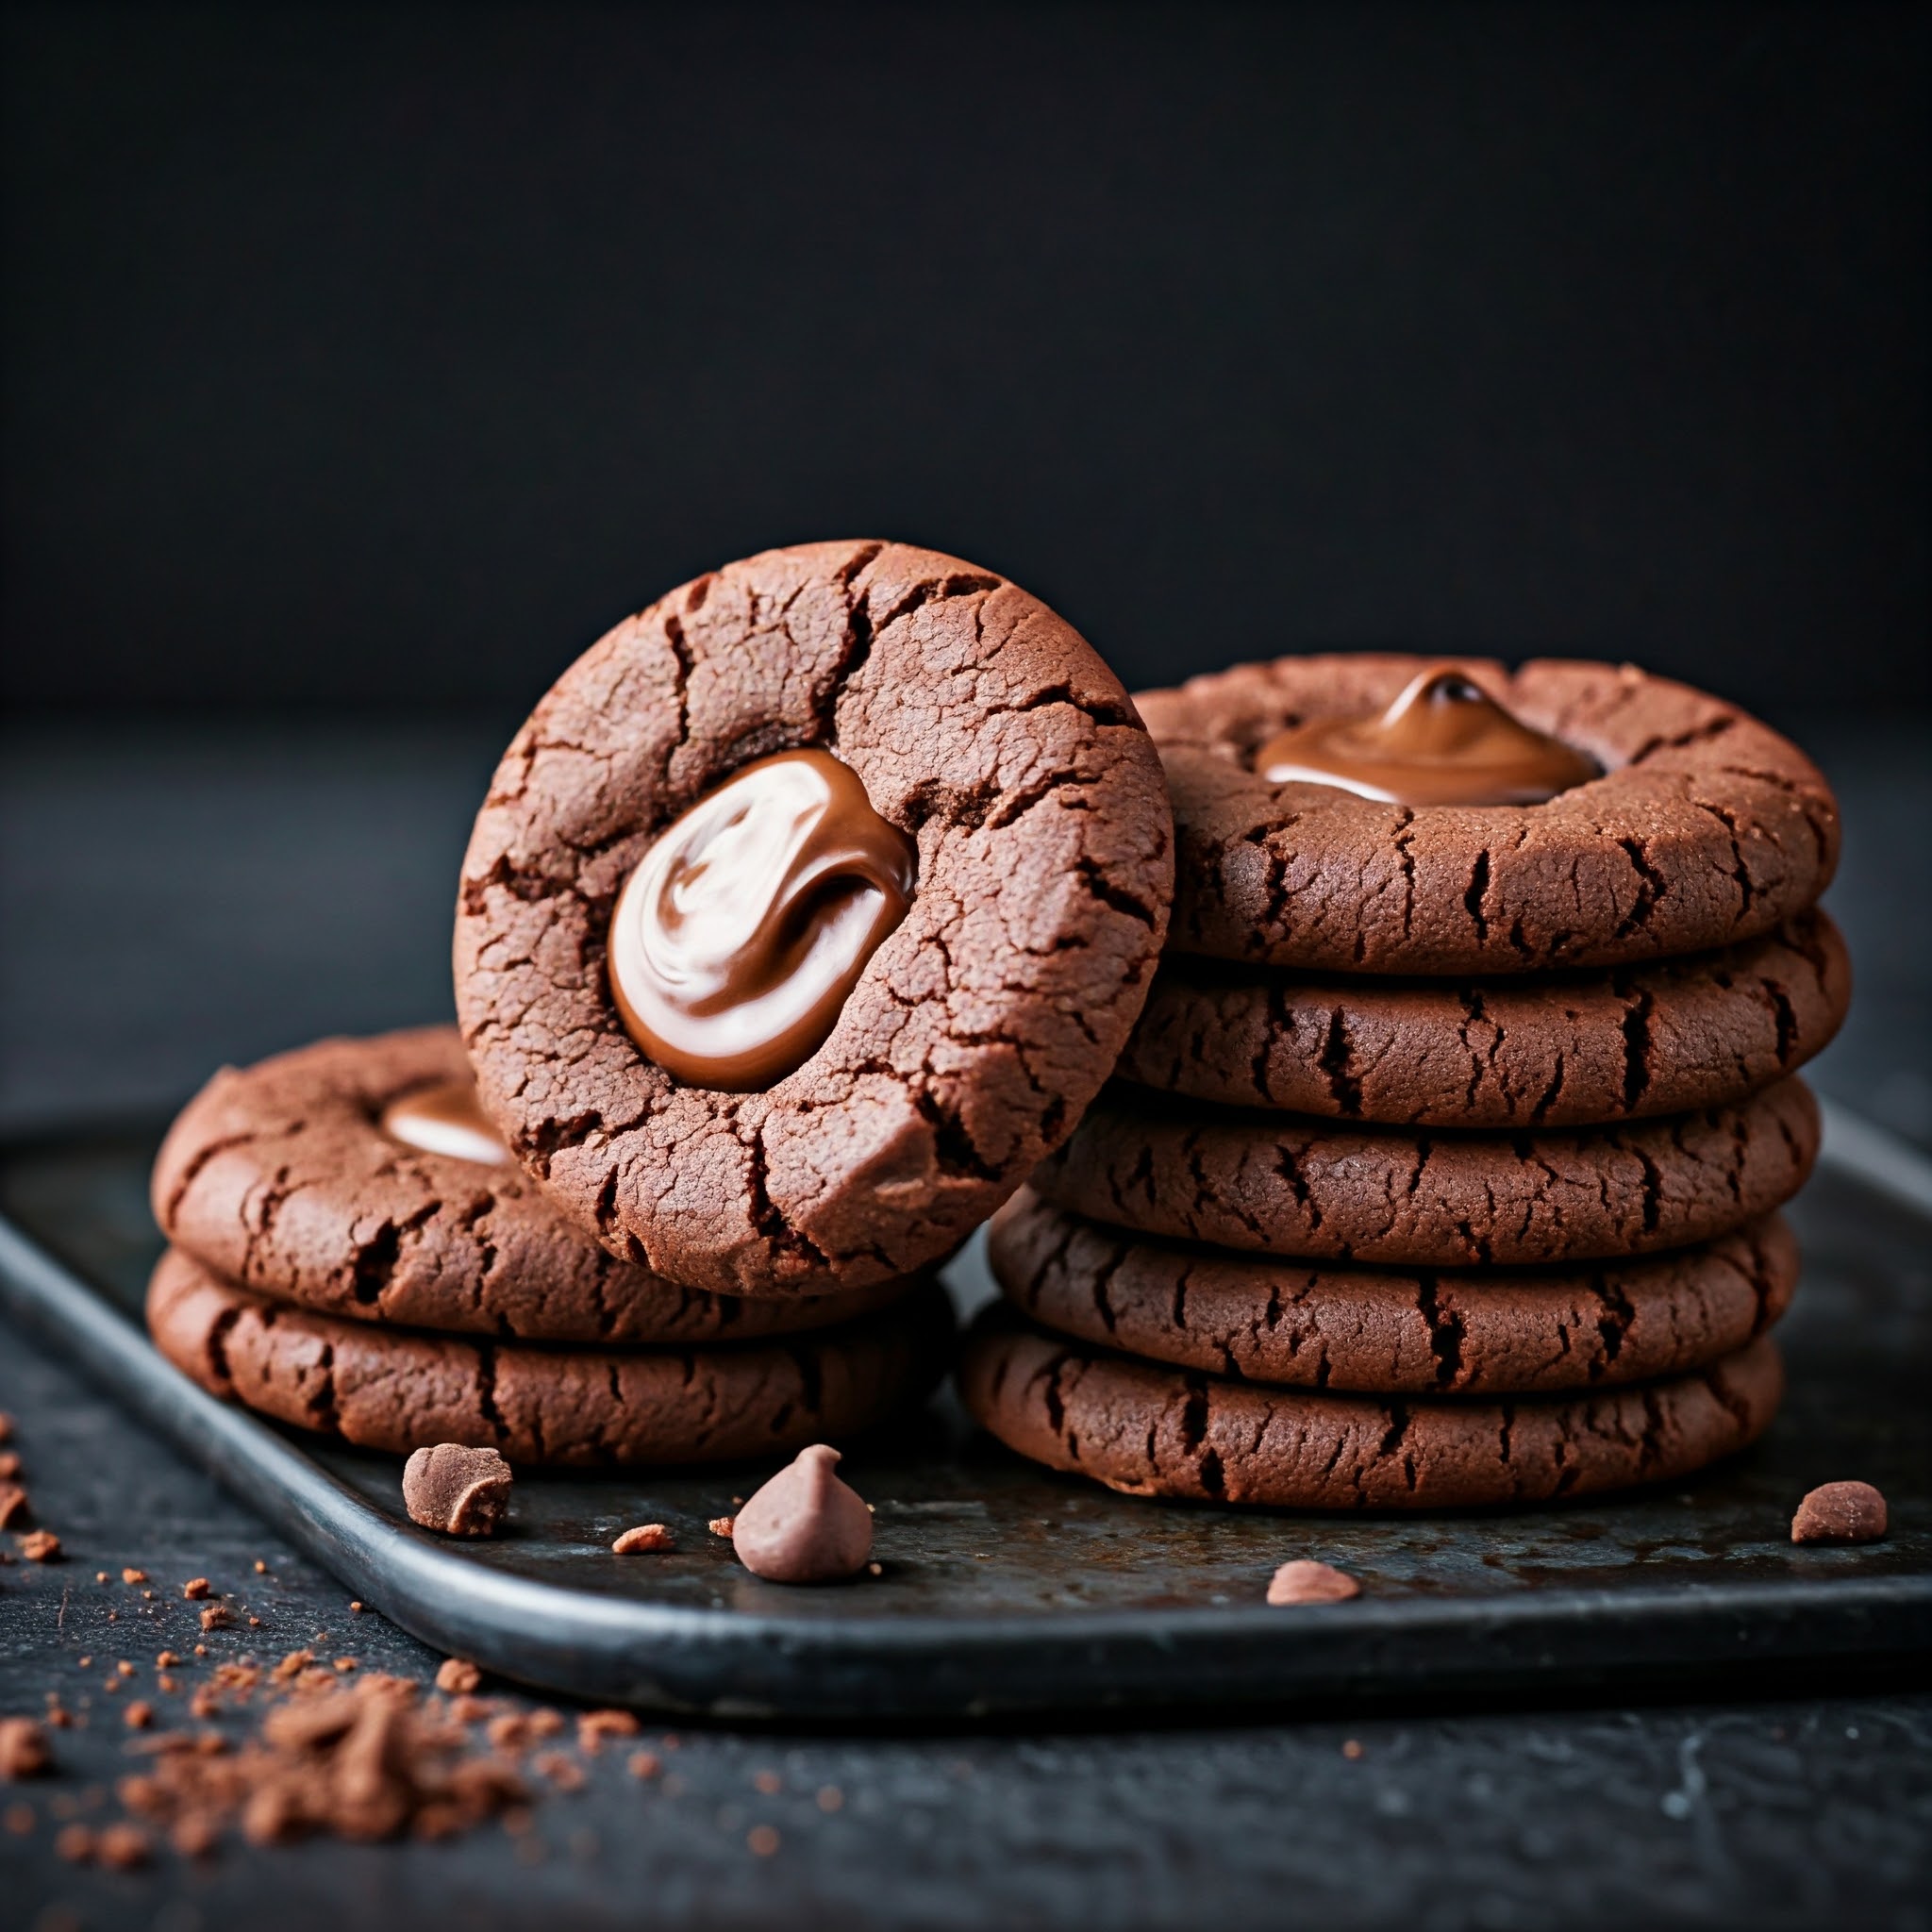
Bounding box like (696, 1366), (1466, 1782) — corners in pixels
(456, 541), (1173, 1297)
(151, 1029), (913, 1343)
(958, 1303), (1783, 1508)
(1117, 908), (1849, 1127)
(990, 1190), (1799, 1394)
(1140, 656), (1839, 975)
(148, 1249), (956, 1466)
(1032, 1077), (1819, 1267)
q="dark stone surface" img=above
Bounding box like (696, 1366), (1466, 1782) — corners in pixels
(3, 1316), (1929, 1931)
(2, 718), (1929, 1925)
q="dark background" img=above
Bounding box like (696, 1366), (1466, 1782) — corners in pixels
(4, 0), (1927, 730)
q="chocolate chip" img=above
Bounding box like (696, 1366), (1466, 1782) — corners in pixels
(402, 1444), (513, 1538)
(1791, 1481), (1888, 1545)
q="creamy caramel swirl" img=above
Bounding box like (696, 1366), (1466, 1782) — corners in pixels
(607, 749), (917, 1091)
(1254, 667), (1600, 806)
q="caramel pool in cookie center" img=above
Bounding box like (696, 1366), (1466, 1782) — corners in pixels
(379, 1079), (513, 1167)
(1255, 666), (1601, 806)
(608, 748), (918, 1091)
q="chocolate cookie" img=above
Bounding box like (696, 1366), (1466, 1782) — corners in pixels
(1116, 909), (1849, 1127)
(152, 1029), (913, 1343)
(148, 1248), (955, 1466)
(990, 1190), (1798, 1394)
(455, 541), (1173, 1297)
(958, 1303), (1783, 1508)
(1140, 656), (1839, 974)
(1031, 1076), (1818, 1267)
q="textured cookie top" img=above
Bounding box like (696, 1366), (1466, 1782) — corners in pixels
(455, 541), (1174, 1297)
(1138, 655), (1840, 974)
(151, 1028), (912, 1342)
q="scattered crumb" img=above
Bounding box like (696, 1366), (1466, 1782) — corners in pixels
(333, 1659), (358, 1674)
(436, 1658), (481, 1696)
(200, 1606), (233, 1631)
(747, 1824), (780, 1857)
(611, 1524), (674, 1555)
(577, 1710), (639, 1752)
(0, 1484), (30, 1528)
(95, 1572), (108, 1584)
(403, 1444), (514, 1538)
(627, 1751), (661, 1781)
(96, 1821), (153, 1868)
(816, 1785), (843, 1812)
(116, 1661), (135, 1677)
(349, 1602), (366, 1614)
(18, 1530), (60, 1563)
(752, 1770), (781, 1794)
(125, 1702), (154, 1731)
(1341, 1739), (1364, 1760)
(708, 1517), (736, 1538)
(449, 1696), (491, 1724)
(193, 1644), (208, 1657)
(158, 1675), (177, 1694)
(0, 1414), (11, 1441)
(77, 1657), (91, 1671)
(1792, 1481), (1888, 1545)
(255, 1561), (268, 1574)
(157, 1651), (180, 1669)
(122, 1568), (147, 1585)
(55, 1823), (94, 1863)
(0, 1718), (52, 1779)
(247, 1615), (262, 1628)
(182, 1578), (212, 1601)
(867, 1561), (883, 1576)
(1267, 1560), (1360, 1607)
(0, 1450), (19, 1479)
(530, 1752), (583, 1792)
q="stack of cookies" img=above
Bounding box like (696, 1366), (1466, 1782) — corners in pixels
(148, 1028), (958, 1464)
(962, 657), (1847, 1510)
(147, 542), (1176, 1468)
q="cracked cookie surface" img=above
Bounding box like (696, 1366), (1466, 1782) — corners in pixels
(1140, 655), (1839, 974)
(1117, 908), (1849, 1127)
(1032, 1076), (1818, 1266)
(958, 1303), (1783, 1508)
(455, 541), (1174, 1297)
(991, 1189), (1798, 1394)
(152, 1029), (914, 1342)
(147, 1248), (956, 1466)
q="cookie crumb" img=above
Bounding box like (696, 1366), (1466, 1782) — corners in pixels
(403, 1444), (514, 1538)
(627, 1751), (661, 1781)
(816, 1784), (843, 1812)
(708, 1516), (736, 1538)
(1266, 1559), (1360, 1606)
(0, 1451), (18, 1479)
(435, 1658), (481, 1696)
(577, 1710), (639, 1752)
(0, 1484), (29, 1528)
(611, 1524), (674, 1555)
(199, 1605), (233, 1631)
(531, 1751), (583, 1791)
(747, 1824), (780, 1857)
(0, 1718), (52, 1779)
(18, 1529), (60, 1562)
(125, 1702), (154, 1730)
(55, 1822), (94, 1863)
(122, 1567), (147, 1585)
(752, 1769), (781, 1794)
(1792, 1481), (1888, 1545)
(182, 1577), (212, 1600)
(1341, 1739), (1365, 1760)
(254, 1560), (268, 1574)
(349, 1601), (366, 1613)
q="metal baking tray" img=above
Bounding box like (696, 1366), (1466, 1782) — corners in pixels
(1, 1105), (1926, 1720)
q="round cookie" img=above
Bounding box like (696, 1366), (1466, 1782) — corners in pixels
(152, 1029), (914, 1343)
(1031, 1076), (1819, 1268)
(455, 541), (1174, 1297)
(1116, 909), (1850, 1128)
(148, 1248), (956, 1467)
(990, 1189), (1799, 1394)
(1139, 655), (1840, 975)
(958, 1304), (1783, 1509)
